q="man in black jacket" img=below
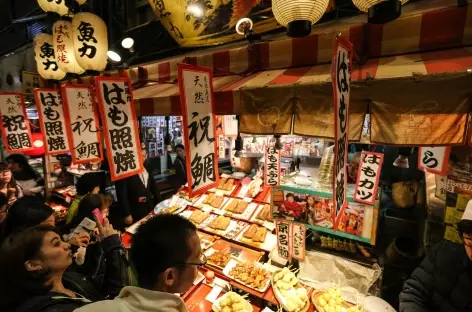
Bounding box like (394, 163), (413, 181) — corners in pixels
(114, 148), (162, 228)
(400, 201), (472, 312)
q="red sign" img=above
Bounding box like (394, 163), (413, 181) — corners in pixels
(354, 151), (384, 205)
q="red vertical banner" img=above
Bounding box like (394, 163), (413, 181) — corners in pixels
(354, 151), (384, 205)
(0, 93), (34, 153)
(331, 37), (353, 229)
(95, 77), (143, 181)
(34, 88), (71, 155)
(178, 64), (219, 198)
(291, 223), (306, 261)
(275, 220), (291, 260)
(61, 84), (102, 164)
(418, 146), (451, 176)
(264, 146), (281, 187)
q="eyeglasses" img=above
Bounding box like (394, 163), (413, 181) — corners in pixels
(176, 254), (207, 268)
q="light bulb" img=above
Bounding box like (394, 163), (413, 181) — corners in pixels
(187, 4), (204, 18)
(121, 37), (134, 49)
(107, 50), (121, 62)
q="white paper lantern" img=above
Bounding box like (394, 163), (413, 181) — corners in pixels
(352, 0), (409, 12)
(72, 13), (108, 72)
(34, 33), (67, 80)
(37, 0), (87, 16)
(272, 0), (330, 37)
(52, 20), (85, 74)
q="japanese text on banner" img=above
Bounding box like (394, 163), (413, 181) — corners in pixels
(178, 64), (218, 197)
(276, 220), (291, 260)
(95, 77), (142, 181)
(265, 147), (280, 187)
(0, 93), (33, 152)
(354, 151), (384, 205)
(218, 134), (225, 159)
(331, 38), (353, 226)
(62, 85), (102, 164)
(291, 223), (306, 261)
(34, 89), (70, 155)
(418, 146), (451, 176)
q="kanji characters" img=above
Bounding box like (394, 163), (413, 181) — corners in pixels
(45, 121), (64, 136)
(71, 117), (97, 135)
(3, 115), (26, 132)
(114, 150), (137, 174)
(103, 83), (126, 105)
(108, 105), (129, 127)
(75, 141), (99, 159)
(109, 127), (133, 151)
(77, 21), (97, 58)
(188, 112), (215, 148)
(47, 136), (66, 151)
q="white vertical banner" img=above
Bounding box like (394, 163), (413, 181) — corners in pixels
(95, 77), (143, 181)
(418, 146), (451, 176)
(354, 151), (384, 205)
(61, 84), (102, 164)
(218, 134), (226, 159)
(291, 223), (306, 261)
(331, 37), (353, 229)
(0, 93), (34, 153)
(178, 64), (219, 198)
(275, 220), (291, 260)
(223, 115), (238, 136)
(264, 147), (281, 187)
(34, 89), (71, 155)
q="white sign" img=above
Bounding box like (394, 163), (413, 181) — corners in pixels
(218, 134), (225, 159)
(53, 20), (85, 75)
(0, 93), (34, 153)
(62, 85), (102, 164)
(178, 64), (219, 198)
(34, 89), (71, 155)
(418, 146), (451, 176)
(223, 115), (238, 136)
(276, 220), (291, 260)
(332, 37), (353, 225)
(291, 223), (306, 261)
(264, 147), (281, 187)
(95, 77), (143, 181)
(354, 151), (384, 205)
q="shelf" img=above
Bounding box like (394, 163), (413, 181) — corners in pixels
(305, 223), (371, 244)
(278, 184), (359, 204)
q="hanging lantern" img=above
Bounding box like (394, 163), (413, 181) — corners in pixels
(72, 12), (108, 71)
(352, 0), (408, 13)
(37, 0), (88, 16)
(52, 20), (85, 75)
(33, 33), (67, 80)
(272, 0), (330, 37)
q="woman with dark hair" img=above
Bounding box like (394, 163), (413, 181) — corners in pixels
(65, 173), (101, 224)
(5, 196), (55, 235)
(6, 154), (44, 197)
(0, 161), (22, 207)
(0, 224), (126, 312)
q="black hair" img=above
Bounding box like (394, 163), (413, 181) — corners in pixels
(76, 173), (100, 196)
(69, 194), (104, 229)
(6, 154), (39, 180)
(175, 144), (185, 151)
(5, 196), (53, 235)
(286, 193), (295, 199)
(0, 225), (56, 311)
(458, 219), (472, 236)
(130, 214), (197, 290)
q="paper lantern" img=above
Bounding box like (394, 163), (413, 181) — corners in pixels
(52, 20), (85, 74)
(272, 0), (330, 37)
(37, 0), (88, 16)
(33, 33), (67, 80)
(352, 0), (409, 12)
(72, 13), (108, 71)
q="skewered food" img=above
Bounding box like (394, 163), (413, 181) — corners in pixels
(256, 204), (272, 221)
(229, 262), (270, 291)
(314, 287), (359, 312)
(189, 210), (210, 224)
(212, 196), (225, 208)
(243, 224), (267, 243)
(215, 292), (251, 312)
(204, 193), (216, 204)
(207, 250), (231, 267)
(273, 267), (309, 312)
(209, 216), (231, 230)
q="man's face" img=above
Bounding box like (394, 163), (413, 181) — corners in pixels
(463, 233), (472, 261)
(176, 147), (185, 158)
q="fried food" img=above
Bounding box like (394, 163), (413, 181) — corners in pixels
(208, 250), (231, 267)
(234, 201), (248, 214)
(243, 224), (267, 243)
(212, 196), (225, 208)
(229, 262), (270, 291)
(218, 177), (228, 189)
(223, 179), (234, 191)
(226, 200), (239, 213)
(256, 204), (272, 221)
(243, 224), (258, 239)
(209, 216), (231, 230)
(189, 210), (210, 224)
(204, 193), (216, 205)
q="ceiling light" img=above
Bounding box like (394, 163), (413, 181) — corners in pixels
(107, 50), (121, 62)
(236, 18), (253, 36)
(121, 37), (134, 49)
(187, 4), (204, 18)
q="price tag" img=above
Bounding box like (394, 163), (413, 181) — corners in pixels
(205, 285), (223, 303)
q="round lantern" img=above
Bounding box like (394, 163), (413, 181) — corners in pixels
(33, 33), (67, 80)
(37, 0), (88, 16)
(53, 20), (85, 74)
(352, 0), (409, 12)
(23, 132), (45, 157)
(72, 12), (108, 71)
(272, 0), (330, 37)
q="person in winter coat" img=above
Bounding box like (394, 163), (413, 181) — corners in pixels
(173, 144), (187, 189)
(0, 222), (126, 312)
(74, 214), (203, 312)
(399, 200), (472, 312)
(7, 154), (45, 198)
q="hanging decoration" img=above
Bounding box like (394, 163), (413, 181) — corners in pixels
(354, 151), (384, 205)
(72, 12), (108, 71)
(0, 93), (34, 153)
(53, 20), (85, 75)
(36, 0), (88, 16)
(272, 0), (330, 37)
(34, 33), (67, 80)
(418, 146), (451, 176)
(352, 0), (409, 13)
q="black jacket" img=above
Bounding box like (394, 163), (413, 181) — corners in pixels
(114, 172), (162, 221)
(400, 241), (472, 312)
(14, 235), (128, 312)
(174, 156), (187, 188)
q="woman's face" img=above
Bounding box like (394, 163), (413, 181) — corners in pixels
(307, 197), (314, 206)
(0, 168), (12, 183)
(9, 161), (21, 173)
(91, 186), (100, 195)
(26, 232), (73, 274)
(287, 196), (294, 203)
(40, 214), (56, 227)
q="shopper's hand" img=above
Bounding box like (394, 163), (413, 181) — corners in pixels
(67, 232), (90, 247)
(8, 194), (17, 206)
(124, 215), (133, 225)
(96, 217), (118, 240)
(22, 188), (34, 196)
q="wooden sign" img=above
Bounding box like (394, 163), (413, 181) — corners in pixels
(0, 93), (34, 153)
(276, 220), (291, 260)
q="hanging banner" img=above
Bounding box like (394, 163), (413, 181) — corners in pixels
(34, 89), (71, 155)
(95, 77), (143, 181)
(223, 115), (238, 136)
(264, 147), (281, 187)
(275, 220), (291, 260)
(354, 151), (384, 205)
(291, 223), (306, 261)
(61, 84), (102, 164)
(0, 93), (34, 153)
(178, 64), (218, 198)
(331, 37), (353, 227)
(218, 134), (225, 159)
(418, 146), (451, 176)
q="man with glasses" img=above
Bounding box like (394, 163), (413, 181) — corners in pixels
(400, 201), (472, 312)
(75, 214), (202, 312)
